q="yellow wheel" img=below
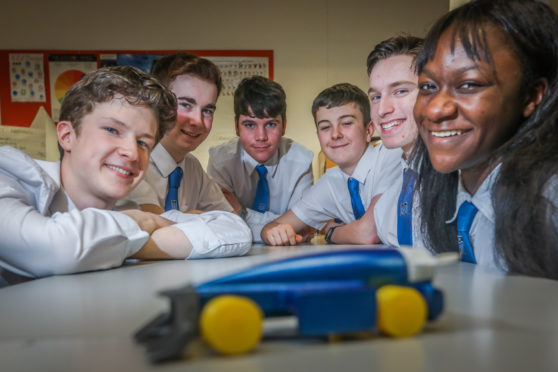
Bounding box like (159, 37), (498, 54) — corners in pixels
(199, 295), (263, 355)
(376, 285), (427, 338)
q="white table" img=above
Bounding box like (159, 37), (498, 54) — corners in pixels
(1, 244), (557, 371)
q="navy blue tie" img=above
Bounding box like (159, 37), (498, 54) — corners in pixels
(348, 177), (365, 220)
(457, 201), (478, 263)
(252, 165), (269, 213)
(397, 169), (416, 246)
(164, 167), (183, 211)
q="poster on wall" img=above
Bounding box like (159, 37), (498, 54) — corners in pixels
(99, 53), (166, 73)
(9, 53), (46, 102)
(48, 54), (98, 121)
(207, 56), (269, 96)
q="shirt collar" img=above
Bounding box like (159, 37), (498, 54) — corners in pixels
(36, 160), (77, 212)
(151, 143), (179, 177)
(241, 146), (279, 175)
(446, 163), (501, 224)
(345, 145), (375, 184)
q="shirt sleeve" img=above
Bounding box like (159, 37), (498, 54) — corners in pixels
(161, 210), (251, 259)
(190, 158), (234, 213)
(286, 162), (314, 209)
(374, 148), (404, 195)
(374, 185), (400, 246)
(291, 176), (340, 230)
(0, 174), (148, 278)
(207, 151), (234, 192)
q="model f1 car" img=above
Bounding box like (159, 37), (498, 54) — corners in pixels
(135, 247), (456, 362)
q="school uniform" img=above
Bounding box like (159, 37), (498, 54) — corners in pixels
(207, 137), (313, 242)
(291, 144), (402, 229)
(0, 146), (148, 282)
(446, 164), (503, 271)
(119, 143), (252, 258)
(121, 143), (234, 213)
(374, 157), (425, 249)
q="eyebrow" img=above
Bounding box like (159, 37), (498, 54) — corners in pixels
(338, 114), (357, 121)
(177, 96), (216, 110)
(368, 80), (417, 94)
(422, 64), (479, 77)
(317, 114), (357, 126)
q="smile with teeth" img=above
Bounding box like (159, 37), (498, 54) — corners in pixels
(431, 130), (463, 138)
(181, 129), (201, 137)
(106, 165), (132, 176)
(381, 120), (403, 130)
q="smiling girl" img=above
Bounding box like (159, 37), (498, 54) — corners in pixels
(412, 0), (558, 279)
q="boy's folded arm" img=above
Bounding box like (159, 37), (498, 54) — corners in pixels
(261, 210), (308, 246)
(131, 226), (193, 259)
(120, 209), (174, 234)
(220, 188), (243, 214)
(139, 203), (165, 214)
(243, 207), (286, 243)
(328, 194), (382, 245)
(153, 210), (252, 259)
(0, 197), (149, 278)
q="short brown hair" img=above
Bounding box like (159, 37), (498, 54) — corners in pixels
(234, 76), (286, 122)
(151, 52), (223, 96)
(366, 35), (424, 76)
(59, 65), (177, 145)
(311, 83), (371, 126)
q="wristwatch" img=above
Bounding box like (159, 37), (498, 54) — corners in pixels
(325, 225), (338, 244)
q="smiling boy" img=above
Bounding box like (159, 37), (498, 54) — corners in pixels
(329, 36), (425, 246)
(121, 52), (234, 214)
(261, 83), (401, 246)
(0, 66), (180, 284)
(207, 76), (314, 242)
(119, 52), (251, 258)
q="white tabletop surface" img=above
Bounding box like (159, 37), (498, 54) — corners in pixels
(1, 244), (557, 372)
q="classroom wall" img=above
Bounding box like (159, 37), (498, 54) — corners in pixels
(0, 0), (448, 174)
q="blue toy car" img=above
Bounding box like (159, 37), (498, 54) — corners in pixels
(135, 247), (454, 363)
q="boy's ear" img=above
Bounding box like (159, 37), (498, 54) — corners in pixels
(281, 118), (287, 135)
(57, 121), (76, 153)
(365, 120), (374, 142)
(523, 78), (548, 118)
(235, 118), (240, 137)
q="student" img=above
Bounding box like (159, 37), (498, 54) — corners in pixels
(261, 83), (401, 246)
(207, 76), (314, 242)
(413, 0), (558, 279)
(0, 66), (182, 284)
(121, 52), (234, 214)
(326, 36), (425, 246)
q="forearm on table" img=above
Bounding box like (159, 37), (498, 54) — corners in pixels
(132, 226), (193, 259)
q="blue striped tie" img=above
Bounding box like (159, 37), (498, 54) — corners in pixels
(457, 201), (478, 263)
(164, 167), (183, 211)
(252, 165), (269, 213)
(348, 177), (365, 220)
(397, 169), (416, 246)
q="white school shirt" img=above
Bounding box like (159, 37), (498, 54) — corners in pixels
(374, 157), (425, 249)
(446, 164), (504, 272)
(291, 144), (402, 230)
(118, 144), (251, 260)
(207, 137), (314, 242)
(120, 143), (233, 213)
(0, 146), (148, 281)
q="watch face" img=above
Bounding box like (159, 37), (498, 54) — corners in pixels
(325, 226), (336, 244)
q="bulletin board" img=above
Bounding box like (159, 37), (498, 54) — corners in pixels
(0, 49), (273, 127)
